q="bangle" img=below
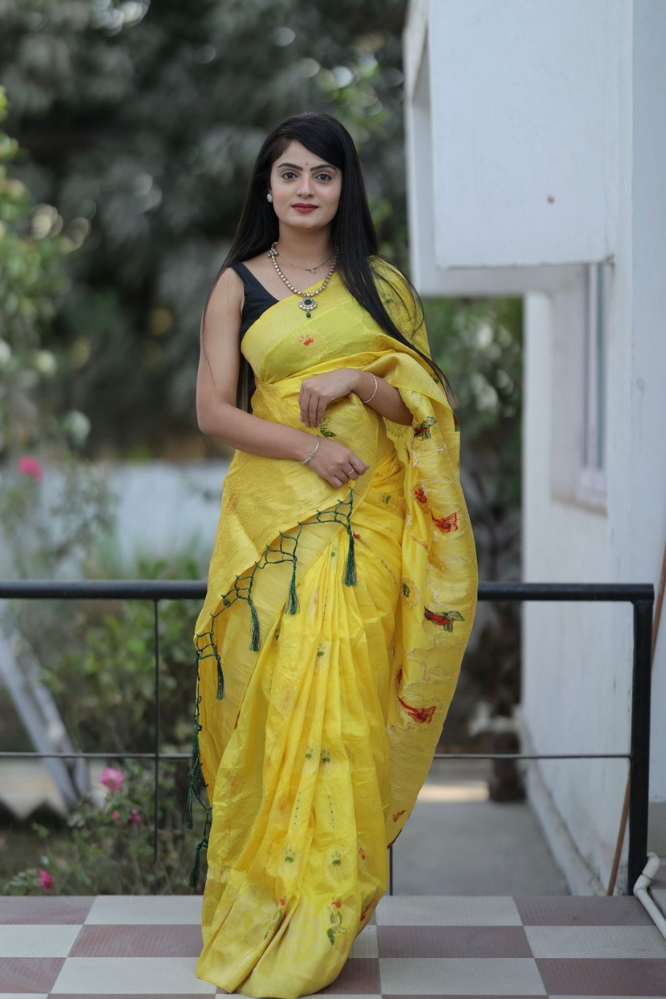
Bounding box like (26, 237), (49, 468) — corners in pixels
(300, 436), (320, 464)
(360, 372), (378, 404)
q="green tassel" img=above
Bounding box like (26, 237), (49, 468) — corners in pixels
(189, 837), (206, 889)
(285, 558), (299, 614)
(184, 783), (194, 830)
(216, 658), (225, 699)
(190, 718), (201, 766)
(184, 718), (202, 830)
(248, 596), (260, 651)
(344, 526), (357, 586)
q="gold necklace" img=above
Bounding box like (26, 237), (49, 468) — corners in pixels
(267, 240), (338, 319)
(278, 250), (334, 274)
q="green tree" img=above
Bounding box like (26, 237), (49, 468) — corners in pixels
(0, 85), (86, 462)
(1, 0), (413, 459)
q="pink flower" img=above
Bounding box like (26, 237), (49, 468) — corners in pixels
(110, 810), (122, 824)
(100, 767), (124, 792)
(128, 807), (141, 826)
(39, 868), (53, 890)
(17, 455), (44, 481)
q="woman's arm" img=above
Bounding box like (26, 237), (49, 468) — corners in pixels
(196, 267), (321, 462)
(350, 369), (413, 426)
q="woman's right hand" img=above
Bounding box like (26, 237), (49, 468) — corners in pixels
(301, 436), (370, 488)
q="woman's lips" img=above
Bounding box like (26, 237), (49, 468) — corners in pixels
(293, 205), (318, 213)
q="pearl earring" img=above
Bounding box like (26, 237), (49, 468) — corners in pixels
(267, 192), (273, 202)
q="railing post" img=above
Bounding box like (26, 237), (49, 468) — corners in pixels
(628, 599), (653, 890)
(153, 599), (161, 893)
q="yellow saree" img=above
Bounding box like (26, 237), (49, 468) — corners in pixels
(185, 255), (478, 998)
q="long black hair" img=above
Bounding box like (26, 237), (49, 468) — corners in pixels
(200, 110), (457, 414)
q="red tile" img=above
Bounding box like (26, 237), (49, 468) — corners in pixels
(537, 956), (666, 995)
(0, 956), (65, 991)
(377, 925), (533, 958)
(515, 895), (654, 926)
(70, 923), (203, 957)
(0, 895), (92, 925)
(317, 957), (381, 993)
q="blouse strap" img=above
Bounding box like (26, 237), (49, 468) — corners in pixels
(229, 260), (274, 299)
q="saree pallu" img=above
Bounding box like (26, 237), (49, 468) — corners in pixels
(186, 257), (478, 998)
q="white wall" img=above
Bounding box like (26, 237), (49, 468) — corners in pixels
(522, 284), (635, 892)
(404, 0), (621, 294)
(405, 0), (666, 892)
(0, 460), (229, 578)
(521, 0), (666, 887)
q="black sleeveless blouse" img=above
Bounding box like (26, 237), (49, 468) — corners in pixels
(229, 260), (282, 342)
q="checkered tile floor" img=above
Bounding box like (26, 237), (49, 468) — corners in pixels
(1, 893), (665, 997)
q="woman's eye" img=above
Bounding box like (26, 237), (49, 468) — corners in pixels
(280, 172), (332, 181)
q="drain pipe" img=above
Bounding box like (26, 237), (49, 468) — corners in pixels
(633, 852), (666, 941)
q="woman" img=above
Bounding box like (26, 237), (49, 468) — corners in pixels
(185, 111), (478, 998)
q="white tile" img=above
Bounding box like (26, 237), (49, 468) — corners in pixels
(51, 957), (215, 994)
(0, 923), (81, 957)
(86, 895), (202, 925)
(375, 894), (522, 926)
(349, 924), (378, 958)
(379, 956), (546, 995)
(525, 923), (666, 958)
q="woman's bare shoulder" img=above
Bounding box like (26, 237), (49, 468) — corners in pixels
(206, 264), (244, 324)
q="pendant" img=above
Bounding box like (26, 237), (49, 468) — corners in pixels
(299, 296), (317, 318)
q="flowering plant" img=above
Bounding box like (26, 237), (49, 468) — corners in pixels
(1, 760), (188, 896)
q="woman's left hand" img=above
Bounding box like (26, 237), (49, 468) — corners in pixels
(299, 368), (359, 427)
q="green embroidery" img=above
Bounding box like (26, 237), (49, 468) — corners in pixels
(317, 415), (337, 437)
(327, 897), (348, 944)
(413, 416), (436, 440)
(424, 607), (465, 631)
(263, 898), (287, 940)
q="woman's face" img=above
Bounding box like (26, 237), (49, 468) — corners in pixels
(268, 140), (342, 232)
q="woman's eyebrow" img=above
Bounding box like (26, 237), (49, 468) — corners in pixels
(276, 161), (337, 171)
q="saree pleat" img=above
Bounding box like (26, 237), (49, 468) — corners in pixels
(187, 257), (478, 997)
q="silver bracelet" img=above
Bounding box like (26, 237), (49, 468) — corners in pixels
(360, 372), (378, 404)
(300, 436), (320, 464)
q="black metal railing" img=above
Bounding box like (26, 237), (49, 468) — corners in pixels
(0, 579), (653, 896)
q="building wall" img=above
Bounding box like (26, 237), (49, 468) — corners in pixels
(521, 0), (666, 887)
(404, 0), (666, 892)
